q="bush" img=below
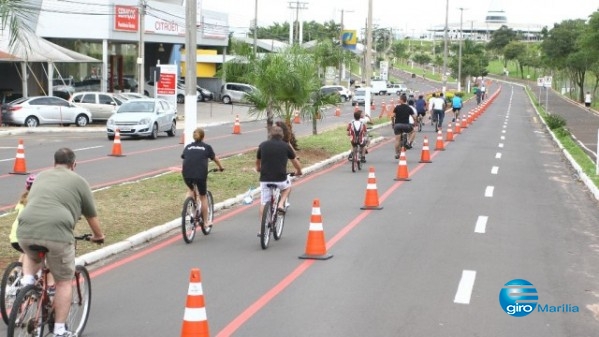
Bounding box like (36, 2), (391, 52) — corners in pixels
(545, 114), (566, 130)
(554, 127), (570, 138)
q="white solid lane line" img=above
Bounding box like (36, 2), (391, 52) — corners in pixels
(475, 215), (488, 233)
(454, 270), (477, 304)
(485, 186), (494, 197)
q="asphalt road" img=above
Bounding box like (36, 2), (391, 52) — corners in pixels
(2, 83), (599, 336)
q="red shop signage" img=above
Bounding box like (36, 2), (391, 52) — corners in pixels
(114, 5), (139, 32)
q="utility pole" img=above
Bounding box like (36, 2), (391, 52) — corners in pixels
(288, 1), (308, 45)
(184, 0), (198, 144)
(458, 7), (466, 92)
(138, 0), (146, 95)
(442, 0), (449, 93)
(365, 0), (373, 87)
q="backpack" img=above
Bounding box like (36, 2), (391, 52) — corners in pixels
(349, 120), (365, 145)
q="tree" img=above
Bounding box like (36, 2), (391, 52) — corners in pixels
(412, 53), (431, 67)
(541, 19), (590, 101)
(449, 39), (488, 86)
(579, 10), (599, 96)
(389, 41), (408, 62)
(486, 25), (517, 67)
(503, 41), (525, 78)
(0, 0), (35, 48)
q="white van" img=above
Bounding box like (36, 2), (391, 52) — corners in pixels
(368, 80), (388, 96)
(220, 82), (256, 104)
(352, 87), (372, 106)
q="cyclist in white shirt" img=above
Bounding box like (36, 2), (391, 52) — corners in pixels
(430, 93), (446, 132)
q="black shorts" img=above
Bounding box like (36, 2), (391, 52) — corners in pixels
(393, 123), (413, 135)
(184, 178), (207, 196)
(452, 107), (461, 112)
(417, 111), (426, 117)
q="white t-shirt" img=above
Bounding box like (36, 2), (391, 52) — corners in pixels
(585, 93), (592, 104)
(432, 97), (445, 110)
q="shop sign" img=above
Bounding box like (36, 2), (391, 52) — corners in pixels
(114, 5), (138, 32)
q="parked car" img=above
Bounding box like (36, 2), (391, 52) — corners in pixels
(144, 81), (201, 104)
(178, 79), (214, 102)
(115, 92), (147, 101)
(352, 87), (372, 106)
(220, 82), (256, 104)
(387, 83), (409, 96)
(319, 85), (352, 102)
(70, 92), (125, 121)
(106, 98), (177, 140)
(1, 96), (92, 127)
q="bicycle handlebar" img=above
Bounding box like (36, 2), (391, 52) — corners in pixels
(75, 234), (104, 244)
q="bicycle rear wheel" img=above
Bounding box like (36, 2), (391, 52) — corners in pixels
(1, 261), (23, 325)
(200, 191), (214, 235)
(7, 284), (42, 337)
(260, 202), (273, 249)
(181, 197), (197, 244)
(67, 265), (91, 336)
(351, 146), (358, 173)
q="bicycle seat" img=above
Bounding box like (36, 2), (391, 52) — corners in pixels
(266, 184), (277, 188)
(28, 245), (49, 253)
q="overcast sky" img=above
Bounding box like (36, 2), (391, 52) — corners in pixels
(200, 0), (598, 36)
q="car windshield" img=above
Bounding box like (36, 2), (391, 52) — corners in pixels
(118, 101), (155, 113)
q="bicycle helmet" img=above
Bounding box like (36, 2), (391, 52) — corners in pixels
(25, 174), (36, 190)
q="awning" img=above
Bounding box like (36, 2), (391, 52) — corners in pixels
(0, 31), (100, 63)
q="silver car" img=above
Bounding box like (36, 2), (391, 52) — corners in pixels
(220, 82), (256, 104)
(70, 92), (125, 121)
(106, 98), (177, 140)
(1, 96), (92, 127)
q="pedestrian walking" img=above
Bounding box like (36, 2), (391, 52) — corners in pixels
(585, 91), (592, 109)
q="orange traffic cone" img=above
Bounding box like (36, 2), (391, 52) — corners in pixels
(180, 268), (210, 337)
(9, 139), (28, 175)
(446, 123), (454, 141)
(419, 136), (432, 163)
(108, 129), (125, 157)
(434, 130), (445, 151)
(361, 167), (383, 210)
(454, 118), (461, 134)
(232, 114), (241, 134)
(461, 116), (468, 129)
(299, 199), (333, 260)
(394, 147), (411, 181)
(379, 102), (386, 118)
(335, 106), (341, 117)
(293, 111), (301, 124)
(179, 132), (185, 144)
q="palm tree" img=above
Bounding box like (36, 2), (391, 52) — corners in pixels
(0, 0), (36, 49)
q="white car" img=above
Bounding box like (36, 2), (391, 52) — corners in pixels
(70, 92), (125, 121)
(320, 85), (352, 102)
(106, 98), (177, 140)
(1, 96), (92, 127)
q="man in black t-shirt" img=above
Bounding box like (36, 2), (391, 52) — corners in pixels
(181, 128), (224, 227)
(392, 94), (415, 158)
(256, 125), (302, 221)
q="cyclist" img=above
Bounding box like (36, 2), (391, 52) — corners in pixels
(256, 125), (302, 223)
(392, 94), (415, 158)
(17, 147), (104, 337)
(415, 94), (427, 130)
(347, 110), (369, 163)
(181, 127), (224, 229)
(452, 93), (463, 122)
(430, 92), (446, 132)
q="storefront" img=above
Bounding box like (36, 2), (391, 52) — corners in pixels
(0, 0), (228, 95)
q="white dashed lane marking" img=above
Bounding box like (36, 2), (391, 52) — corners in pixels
(491, 166), (499, 174)
(495, 152), (502, 159)
(454, 270), (477, 304)
(475, 215), (488, 233)
(485, 186), (494, 197)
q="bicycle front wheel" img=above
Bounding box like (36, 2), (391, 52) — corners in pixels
(7, 284), (42, 337)
(67, 265), (91, 336)
(1, 261), (23, 325)
(260, 202), (272, 249)
(181, 197), (197, 244)
(273, 210), (285, 241)
(200, 191), (214, 235)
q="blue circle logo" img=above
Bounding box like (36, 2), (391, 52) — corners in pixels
(499, 279), (538, 317)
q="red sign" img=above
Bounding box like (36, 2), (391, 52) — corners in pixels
(157, 73), (176, 95)
(114, 5), (139, 32)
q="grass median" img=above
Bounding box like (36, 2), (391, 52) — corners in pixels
(0, 117), (390, 269)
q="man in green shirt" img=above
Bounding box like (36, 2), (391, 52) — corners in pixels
(18, 147), (104, 337)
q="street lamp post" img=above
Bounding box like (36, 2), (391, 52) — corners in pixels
(253, 0), (258, 56)
(457, 7), (466, 92)
(138, 0), (146, 95)
(442, 0), (449, 93)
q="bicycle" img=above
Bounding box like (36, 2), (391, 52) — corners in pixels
(181, 168), (221, 244)
(259, 173), (295, 250)
(1, 261), (23, 325)
(416, 114), (424, 132)
(350, 143), (362, 173)
(7, 234), (101, 337)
